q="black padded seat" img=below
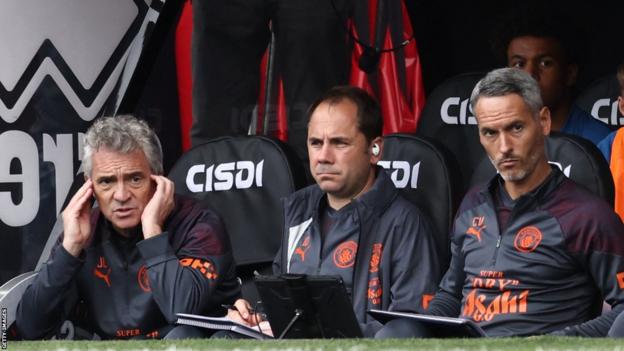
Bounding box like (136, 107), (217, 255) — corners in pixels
(168, 135), (306, 266)
(168, 136), (306, 303)
(379, 134), (464, 270)
(416, 72), (486, 183)
(576, 74), (622, 130)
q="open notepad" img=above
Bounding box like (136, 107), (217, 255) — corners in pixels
(176, 313), (273, 339)
(368, 310), (487, 337)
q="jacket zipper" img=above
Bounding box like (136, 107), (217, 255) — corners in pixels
(493, 234), (502, 265)
(316, 222), (323, 275)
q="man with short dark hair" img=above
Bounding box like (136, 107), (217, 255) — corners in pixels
(16, 115), (240, 340)
(391, 68), (624, 337)
(228, 86), (441, 337)
(491, 5), (611, 145)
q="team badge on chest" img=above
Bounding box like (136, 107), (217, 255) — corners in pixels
(333, 240), (357, 268)
(514, 226), (542, 253)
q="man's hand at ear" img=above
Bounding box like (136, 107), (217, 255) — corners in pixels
(62, 179), (94, 257)
(141, 175), (175, 239)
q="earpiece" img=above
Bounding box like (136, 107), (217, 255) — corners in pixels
(371, 143), (380, 156)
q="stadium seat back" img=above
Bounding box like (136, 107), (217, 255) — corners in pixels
(416, 72), (486, 183)
(379, 134), (464, 269)
(169, 136), (306, 266)
(576, 74), (622, 129)
(167, 136), (306, 300)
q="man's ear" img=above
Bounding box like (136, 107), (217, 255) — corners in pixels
(539, 106), (552, 136)
(618, 96), (624, 116)
(369, 137), (384, 164)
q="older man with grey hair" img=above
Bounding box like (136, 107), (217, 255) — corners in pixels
(383, 68), (624, 337)
(17, 115), (240, 340)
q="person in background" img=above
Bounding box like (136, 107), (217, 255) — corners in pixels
(191, 0), (353, 165)
(491, 3), (611, 145)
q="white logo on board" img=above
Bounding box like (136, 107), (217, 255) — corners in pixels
(378, 160), (420, 189)
(186, 160), (265, 192)
(591, 98), (622, 126)
(440, 97), (476, 125)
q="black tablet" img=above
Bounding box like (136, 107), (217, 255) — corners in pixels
(254, 274), (363, 339)
(368, 309), (487, 337)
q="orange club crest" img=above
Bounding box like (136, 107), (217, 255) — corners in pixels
(333, 240), (358, 268)
(514, 226), (542, 253)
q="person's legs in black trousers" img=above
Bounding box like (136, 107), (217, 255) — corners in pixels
(191, 0), (272, 146)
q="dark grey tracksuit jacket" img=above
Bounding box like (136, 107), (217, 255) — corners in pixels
(274, 170), (442, 337)
(429, 168), (624, 336)
(16, 195), (240, 339)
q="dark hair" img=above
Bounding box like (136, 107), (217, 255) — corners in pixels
(490, 3), (585, 67)
(306, 85), (383, 142)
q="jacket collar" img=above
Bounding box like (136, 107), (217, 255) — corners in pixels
(482, 164), (565, 208)
(353, 166), (398, 215)
(310, 166), (398, 216)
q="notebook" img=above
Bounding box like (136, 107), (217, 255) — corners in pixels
(176, 312), (273, 339)
(367, 309), (486, 337)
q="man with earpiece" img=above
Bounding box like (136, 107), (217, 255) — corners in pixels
(227, 86), (442, 337)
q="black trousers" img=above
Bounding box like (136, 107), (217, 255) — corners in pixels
(191, 0), (351, 162)
(608, 310), (624, 337)
(163, 325), (211, 339)
(374, 318), (434, 338)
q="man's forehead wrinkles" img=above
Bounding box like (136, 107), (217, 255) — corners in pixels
(309, 132), (351, 140)
(479, 113), (518, 128)
(93, 166), (146, 176)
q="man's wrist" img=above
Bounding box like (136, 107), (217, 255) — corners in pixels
(142, 224), (163, 239)
(62, 240), (83, 257)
